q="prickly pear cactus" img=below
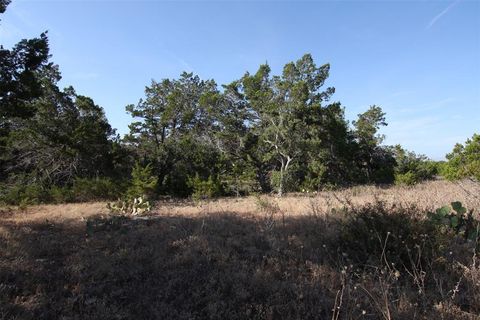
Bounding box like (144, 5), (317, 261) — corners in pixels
(428, 201), (479, 241)
(107, 197), (152, 216)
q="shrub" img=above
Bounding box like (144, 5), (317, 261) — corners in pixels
(392, 145), (437, 185)
(187, 174), (222, 201)
(394, 171), (417, 186)
(126, 162), (158, 200)
(222, 164), (260, 197)
(270, 170), (296, 194)
(442, 133), (480, 181)
(49, 185), (74, 203)
(337, 202), (435, 269)
(0, 182), (50, 205)
(72, 177), (122, 202)
(0, 176), (125, 205)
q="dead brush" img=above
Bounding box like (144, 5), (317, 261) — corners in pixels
(255, 195), (283, 231)
(354, 233), (399, 320)
(450, 235), (480, 314)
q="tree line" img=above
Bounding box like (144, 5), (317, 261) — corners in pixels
(1, 5), (478, 204)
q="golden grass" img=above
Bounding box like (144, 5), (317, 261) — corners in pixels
(3, 179), (478, 223)
(170, 179), (480, 217)
(0, 179), (479, 319)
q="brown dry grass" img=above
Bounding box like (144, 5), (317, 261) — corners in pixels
(159, 179), (480, 217)
(0, 179), (479, 319)
(3, 179), (479, 223)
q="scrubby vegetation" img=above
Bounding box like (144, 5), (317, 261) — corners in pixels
(1, 1), (479, 318)
(1, 21), (476, 204)
(2, 2), (477, 206)
(441, 134), (480, 182)
(1, 183), (479, 319)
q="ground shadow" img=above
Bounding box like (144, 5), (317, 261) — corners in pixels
(0, 207), (477, 320)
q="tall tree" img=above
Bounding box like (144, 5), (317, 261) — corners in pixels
(0, 26), (118, 188)
(240, 54), (338, 195)
(0, 32), (52, 120)
(0, 32), (53, 181)
(125, 72), (221, 196)
(353, 105), (390, 182)
(125, 54), (396, 197)
(213, 81), (261, 195)
(4, 81), (115, 185)
(0, 0), (10, 15)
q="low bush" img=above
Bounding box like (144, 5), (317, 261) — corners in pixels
(441, 133), (480, 181)
(0, 177), (124, 205)
(49, 185), (75, 203)
(72, 177), (123, 202)
(187, 174), (223, 201)
(394, 171), (418, 186)
(0, 182), (50, 205)
(126, 162), (158, 200)
(337, 202), (436, 269)
(392, 145), (438, 185)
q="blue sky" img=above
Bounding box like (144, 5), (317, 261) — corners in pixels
(1, 0), (479, 160)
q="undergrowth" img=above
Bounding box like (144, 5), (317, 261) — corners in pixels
(0, 201), (479, 319)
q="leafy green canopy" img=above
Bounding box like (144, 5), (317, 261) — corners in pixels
(125, 54), (400, 197)
(0, 15), (127, 203)
(1, 2), (456, 203)
(0, 0), (10, 15)
(441, 133), (480, 181)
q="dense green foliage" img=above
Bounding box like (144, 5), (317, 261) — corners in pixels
(124, 56), (400, 198)
(391, 145), (438, 185)
(0, 0), (9, 12)
(0, 8), (129, 204)
(440, 133), (480, 181)
(0, 8), (477, 203)
(428, 201), (479, 241)
(126, 162), (158, 200)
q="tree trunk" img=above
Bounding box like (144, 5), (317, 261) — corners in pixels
(278, 166), (284, 197)
(278, 157), (286, 197)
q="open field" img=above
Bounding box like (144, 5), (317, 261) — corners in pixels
(1, 180), (480, 319)
(4, 179), (480, 223)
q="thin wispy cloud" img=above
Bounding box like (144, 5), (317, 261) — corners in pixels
(426, 0), (461, 29)
(161, 49), (194, 73)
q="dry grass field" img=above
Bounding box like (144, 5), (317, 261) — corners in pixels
(1, 180), (479, 319)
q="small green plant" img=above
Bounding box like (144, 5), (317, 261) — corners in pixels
(394, 171), (417, 186)
(49, 185), (74, 203)
(187, 174), (222, 201)
(441, 133), (480, 181)
(428, 201), (479, 241)
(72, 177), (122, 202)
(107, 196), (152, 216)
(270, 170), (296, 194)
(127, 162), (158, 200)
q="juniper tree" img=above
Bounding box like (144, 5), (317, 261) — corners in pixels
(240, 54), (338, 195)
